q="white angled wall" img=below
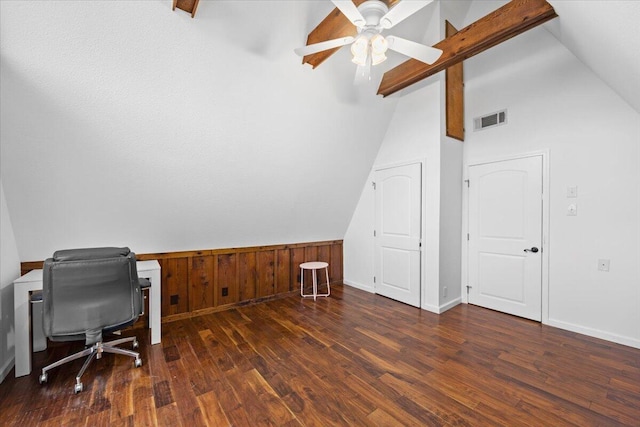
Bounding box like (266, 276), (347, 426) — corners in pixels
(0, 180), (20, 382)
(463, 27), (640, 348)
(344, 78), (449, 310)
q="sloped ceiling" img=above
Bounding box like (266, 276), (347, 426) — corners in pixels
(0, 0), (399, 260)
(545, 0), (640, 113)
(460, 0), (640, 113)
(1, 0), (637, 261)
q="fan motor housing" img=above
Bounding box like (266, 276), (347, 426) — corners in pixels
(357, 1), (389, 28)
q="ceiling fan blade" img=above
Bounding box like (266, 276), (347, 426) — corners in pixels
(380, 0), (434, 29)
(331, 0), (366, 27)
(294, 36), (355, 56)
(386, 35), (443, 64)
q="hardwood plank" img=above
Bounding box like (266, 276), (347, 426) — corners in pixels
(197, 390), (231, 426)
(378, 0), (558, 96)
(4, 286), (639, 426)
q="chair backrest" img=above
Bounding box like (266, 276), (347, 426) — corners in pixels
(42, 247), (142, 345)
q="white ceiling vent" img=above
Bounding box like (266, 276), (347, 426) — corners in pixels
(474, 109), (507, 131)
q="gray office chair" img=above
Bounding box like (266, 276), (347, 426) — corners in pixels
(38, 247), (148, 393)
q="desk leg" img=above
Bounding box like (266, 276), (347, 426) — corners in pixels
(14, 289), (32, 377)
(149, 269), (161, 345)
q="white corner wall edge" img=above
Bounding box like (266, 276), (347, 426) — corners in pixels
(343, 280), (375, 293)
(422, 297), (461, 314)
(0, 358), (14, 384)
(547, 317), (640, 350)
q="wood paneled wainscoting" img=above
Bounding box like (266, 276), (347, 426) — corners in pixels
(20, 240), (343, 322)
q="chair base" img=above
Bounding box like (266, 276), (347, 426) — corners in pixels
(39, 336), (142, 393)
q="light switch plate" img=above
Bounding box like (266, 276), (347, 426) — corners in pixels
(567, 204), (577, 216)
(567, 186), (578, 198)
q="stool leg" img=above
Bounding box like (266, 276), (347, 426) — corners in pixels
(300, 267), (304, 298)
(314, 267), (330, 298)
(325, 267), (330, 297)
(312, 269), (318, 301)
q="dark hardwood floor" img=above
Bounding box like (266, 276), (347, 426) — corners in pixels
(1, 285), (639, 426)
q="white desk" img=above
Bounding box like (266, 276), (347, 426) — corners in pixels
(13, 260), (161, 378)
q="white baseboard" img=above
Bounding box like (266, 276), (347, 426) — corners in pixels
(439, 298), (462, 313)
(343, 280), (374, 293)
(0, 356), (14, 384)
(422, 297), (462, 314)
(421, 303), (440, 314)
(547, 318), (640, 350)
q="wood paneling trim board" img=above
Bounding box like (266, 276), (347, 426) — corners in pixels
(20, 240), (343, 322)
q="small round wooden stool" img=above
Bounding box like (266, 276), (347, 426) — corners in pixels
(300, 261), (330, 301)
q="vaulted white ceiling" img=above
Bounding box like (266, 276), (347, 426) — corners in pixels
(296, 0), (640, 112)
(545, 0), (640, 113)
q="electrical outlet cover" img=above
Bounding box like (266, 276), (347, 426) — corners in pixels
(598, 259), (610, 272)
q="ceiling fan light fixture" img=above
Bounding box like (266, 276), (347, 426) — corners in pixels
(352, 54), (368, 66)
(370, 34), (388, 55)
(371, 51), (387, 66)
(351, 34), (369, 66)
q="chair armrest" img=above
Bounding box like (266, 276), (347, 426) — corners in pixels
(138, 278), (151, 290)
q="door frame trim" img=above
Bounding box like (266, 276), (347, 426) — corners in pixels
(461, 150), (550, 324)
(374, 159), (425, 308)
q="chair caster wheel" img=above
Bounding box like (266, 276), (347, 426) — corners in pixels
(132, 340), (139, 349)
(74, 382), (83, 394)
(39, 373), (48, 384)
(134, 358), (143, 368)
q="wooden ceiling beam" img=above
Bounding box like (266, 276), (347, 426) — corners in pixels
(377, 0), (558, 97)
(445, 21), (464, 142)
(172, 0), (200, 18)
(302, 0), (401, 69)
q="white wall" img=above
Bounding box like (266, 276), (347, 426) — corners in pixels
(463, 27), (640, 348)
(344, 79), (445, 308)
(345, 2), (465, 313)
(0, 1), (397, 262)
(0, 179), (20, 382)
(438, 135), (463, 307)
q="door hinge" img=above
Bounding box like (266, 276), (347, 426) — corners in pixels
(373, 276), (376, 283)
(467, 233), (470, 241)
(464, 179), (470, 188)
(372, 181), (376, 190)
(373, 230), (376, 237)
(466, 285), (472, 293)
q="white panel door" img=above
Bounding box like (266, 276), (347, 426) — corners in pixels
(468, 156), (543, 321)
(374, 163), (422, 307)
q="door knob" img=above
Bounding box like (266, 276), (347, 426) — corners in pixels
(524, 247), (539, 253)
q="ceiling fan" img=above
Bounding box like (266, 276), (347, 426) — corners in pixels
(294, 0), (443, 83)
